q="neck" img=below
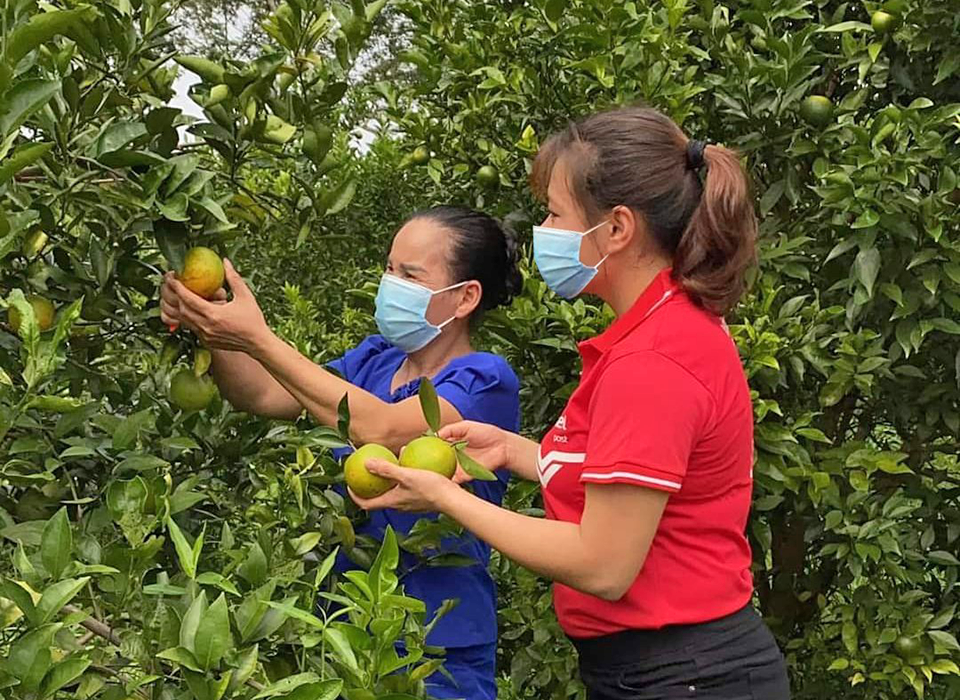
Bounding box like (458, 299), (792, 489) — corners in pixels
(400, 322), (473, 381)
(602, 259), (671, 317)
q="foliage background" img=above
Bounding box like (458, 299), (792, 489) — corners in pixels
(1, 0), (959, 699)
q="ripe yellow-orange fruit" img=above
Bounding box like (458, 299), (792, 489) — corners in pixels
(177, 246), (224, 299)
(400, 436), (457, 479)
(8, 295), (56, 333)
(344, 443), (398, 499)
(169, 368), (217, 412)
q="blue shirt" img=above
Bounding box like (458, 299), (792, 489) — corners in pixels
(328, 335), (520, 648)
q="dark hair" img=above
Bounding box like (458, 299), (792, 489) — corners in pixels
(530, 106), (757, 316)
(410, 205), (522, 316)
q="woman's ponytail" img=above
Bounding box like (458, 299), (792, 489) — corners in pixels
(674, 144), (757, 316)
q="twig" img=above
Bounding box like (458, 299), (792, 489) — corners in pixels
(63, 604), (122, 646)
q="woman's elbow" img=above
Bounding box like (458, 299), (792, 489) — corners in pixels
(583, 561), (645, 601)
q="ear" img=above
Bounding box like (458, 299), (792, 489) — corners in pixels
(455, 280), (483, 318)
(605, 205), (641, 255)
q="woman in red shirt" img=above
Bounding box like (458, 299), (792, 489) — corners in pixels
(351, 106), (790, 699)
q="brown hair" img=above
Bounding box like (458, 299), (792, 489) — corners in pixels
(531, 106), (757, 316)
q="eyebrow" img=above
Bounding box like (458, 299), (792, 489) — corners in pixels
(397, 262), (426, 275)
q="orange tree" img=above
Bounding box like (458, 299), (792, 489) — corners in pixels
(0, 1), (454, 699)
(365, 0), (960, 698)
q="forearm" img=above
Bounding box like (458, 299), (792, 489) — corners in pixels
(249, 331), (419, 449)
(504, 433), (542, 481)
(435, 484), (617, 599)
(210, 348), (301, 419)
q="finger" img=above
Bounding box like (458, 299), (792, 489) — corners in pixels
(438, 421), (472, 442)
(364, 458), (404, 480)
(452, 465), (474, 485)
(170, 277), (214, 317)
(223, 259), (251, 299)
(211, 288), (228, 303)
(160, 298), (180, 318)
(347, 487), (395, 511)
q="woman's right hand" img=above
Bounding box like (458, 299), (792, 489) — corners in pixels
(439, 421), (513, 483)
(160, 271), (226, 330)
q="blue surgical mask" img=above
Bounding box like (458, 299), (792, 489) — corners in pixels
(374, 274), (467, 353)
(532, 220), (610, 299)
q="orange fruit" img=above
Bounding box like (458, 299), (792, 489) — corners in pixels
(399, 436), (457, 479)
(169, 368), (217, 411)
(177, 246), (224, 299)
(344, 443), (398, 498)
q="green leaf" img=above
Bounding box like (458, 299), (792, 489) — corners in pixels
(852, 209), (879, 230)
(157, 646), (203, 672)
(290, 532), (323, 556)
(323, 627), (360, 673)
(167, 518), (202, 579)
(928, 630), (960, 653)
(321, 177), (357, 217)
(286, 680), (344, 700)
(252, 673), (320, 699)
(0, 80), (60, 136)
(820, 20), (872, 32)
(238, 541), (268, 587)
(929, 550), (960, 566)
(39, 656), (90, 699)
(455, 447), (498, 481)
(41, 508), (72, 580)
(36, 577), (89, 624)
(0, 142), (53, 186)
(842, 621), (858, 653)
(112, 409), (153, 450)
(179, 590), (208, 653)
(930, 659), (960, 675)
(544, 0), (566, 22)
(853, 247), (881, 297)
(265, 600), (325, 628)
(337, 393), (351, 442)
(175, 56), (226, 84)
(0, 579), (38, 624)
(195, 593), (232, 671)
(3, 7), (98, 67)
(418, 377), (441, 434)
(197, 197), (230, 224)
(5, 624), (60, 691)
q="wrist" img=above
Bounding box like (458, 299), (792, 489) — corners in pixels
(433, 477), (463, 513)
(247, 325), (277, 361)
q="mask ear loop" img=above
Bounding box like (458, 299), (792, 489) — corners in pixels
(430, 279), (472, 330)
(581, 219), (611, 271)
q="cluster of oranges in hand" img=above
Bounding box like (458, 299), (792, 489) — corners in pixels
(344, 436), (458, 498)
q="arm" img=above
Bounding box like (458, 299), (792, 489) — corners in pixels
(248, 330), (462, 452)
(355, 465), (668, 601)
(209, 349), (302, 420)
(504, 433), (541, 481)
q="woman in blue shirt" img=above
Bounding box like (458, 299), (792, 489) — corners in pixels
(160, 206), (522, 700)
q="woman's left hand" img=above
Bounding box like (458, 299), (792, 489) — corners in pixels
(349, 459), (458, 513)
(168, 259), (271, 354)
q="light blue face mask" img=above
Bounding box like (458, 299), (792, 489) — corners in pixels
(374, 274), (467, 353)
(532, 220), (610, 299)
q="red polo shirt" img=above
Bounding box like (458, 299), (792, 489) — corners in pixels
(538, 268), (755, 638)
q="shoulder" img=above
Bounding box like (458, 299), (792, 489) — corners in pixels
(611, 296), (742, 386)
(440, 352), (519, 394)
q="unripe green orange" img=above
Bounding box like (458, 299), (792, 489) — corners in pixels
(169, 368), (217, 411)
(399, 436), (457, 479)
(344, 443), (398, 498)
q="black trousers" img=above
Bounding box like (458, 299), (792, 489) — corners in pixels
(572, 605), (790, 700)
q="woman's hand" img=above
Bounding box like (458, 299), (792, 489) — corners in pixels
(166, 259), (272, 354)
(439, 421), (512, 484)
(160, 272), (227, 329)
(349, 458), (459, 513)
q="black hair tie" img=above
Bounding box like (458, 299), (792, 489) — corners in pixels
(686, 139), (707, 171)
